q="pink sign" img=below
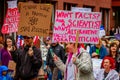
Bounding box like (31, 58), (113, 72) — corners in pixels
(53, 10), (101, 44)
(1, 1), (20, 34)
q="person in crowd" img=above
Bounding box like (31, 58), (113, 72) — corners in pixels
(107, 42), (120, 76)
(53, 43), (95, 80)
(0, 65), (13, 80)
(0, 36), (16, 66)
(46, 42), (65, 80)
(113, 40), (120, 47)
(101, 38), (109, 48)
(96, 56), (119, 80)
(45, 37), (52, 49)
(10, 36), (42, 80)
(90, 39), (108, 59)
(59, 42), (65, 48)
(40, 37), (50, 79)
(101, 38), (109, 52)
(115, 26), (120, 35)
(110, 27), (116, 36)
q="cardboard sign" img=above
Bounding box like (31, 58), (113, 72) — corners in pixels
(52, 10), (102, 44)
(18, 3), (52, 37)
(1, 1), (20, 34)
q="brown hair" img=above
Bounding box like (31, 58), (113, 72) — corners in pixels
(108, 42), (118, 58)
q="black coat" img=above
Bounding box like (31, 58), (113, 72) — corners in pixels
(11, 45), (42, 80)
(46, 44), (65, 67)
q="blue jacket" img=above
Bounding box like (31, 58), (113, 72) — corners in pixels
(89, 45), (108, 59)
(0, 65), (13, 80)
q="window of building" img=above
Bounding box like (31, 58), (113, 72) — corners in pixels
(64, 3), (77, 10)
(100, 8), (110, 32)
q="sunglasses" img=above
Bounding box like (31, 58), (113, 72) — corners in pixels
(24, 37), (32, 39)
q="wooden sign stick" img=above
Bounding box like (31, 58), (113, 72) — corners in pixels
(74, 30), (79, 54)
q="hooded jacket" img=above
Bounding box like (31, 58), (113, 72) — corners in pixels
(0, 65), (13, 80)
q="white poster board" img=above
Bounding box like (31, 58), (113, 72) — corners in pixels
(92, 58), (103, 78)
(52, 10), (102, 44)
(71, 7), (92, 12)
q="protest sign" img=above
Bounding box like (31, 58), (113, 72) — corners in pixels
(1, 0), (20, 34)
(18, 3), (52, 37)
(52, 10), (102, 44)
(71, 7), (91, 51)
(92, 58), (102, 78)
(71, 7), (91, 12)
(99, 25), (105, 38)
(92, 58), (102, 69)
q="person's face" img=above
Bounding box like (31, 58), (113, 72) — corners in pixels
(46, 40), (51, 45)
(52, 43), (57, 46)
(6, 38), (12, 47)
(115, 41), (119, 46)
(24, 37), (33, 46)
(112, 28), (114, 31)
(95, 39), (102, 48)
(66, 43), (74, 53)
(2, 71), (7, 75)
(110, 44), (117, 52)
(102, 41), (106, 47)
(103, 59), (111, 69)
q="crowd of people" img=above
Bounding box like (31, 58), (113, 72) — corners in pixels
(0, 35), (119, 80)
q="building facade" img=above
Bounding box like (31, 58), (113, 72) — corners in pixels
(0, 0), (112, 35)
(111, 0), (120, 29)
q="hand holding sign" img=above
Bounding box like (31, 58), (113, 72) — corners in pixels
(53, 54), (58, 62)
(28, 47), (34, 57)
(72, 56), (77, 63)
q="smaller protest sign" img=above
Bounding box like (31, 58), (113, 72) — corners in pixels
(92, 58), (102, 69)
(99, 25), (105, 38)
(1, 0), (20, 34)
(92, 58), (102, 78)
(71, 7), (92, 12)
